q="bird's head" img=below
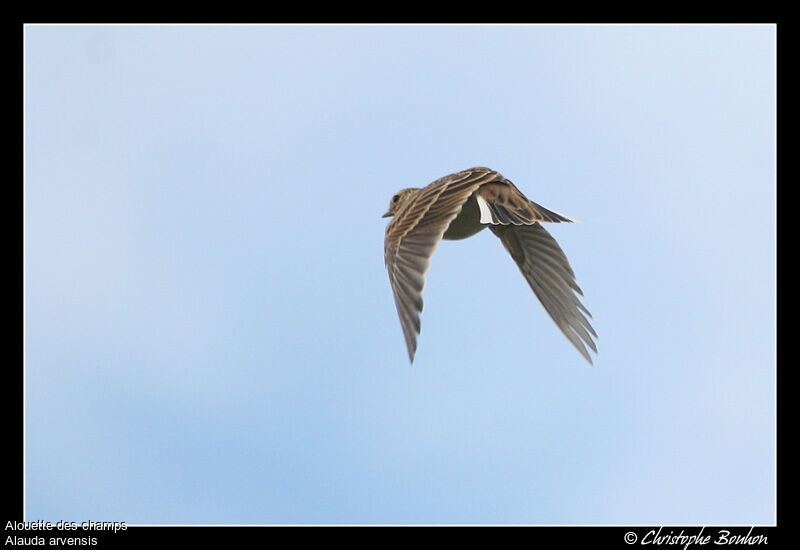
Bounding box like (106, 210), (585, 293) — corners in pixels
(382, 188), (420, 218)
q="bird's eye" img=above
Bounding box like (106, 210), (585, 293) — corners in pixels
(392, 195), (400, 203)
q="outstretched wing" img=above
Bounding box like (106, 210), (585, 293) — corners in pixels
(384, 167), (500, 362)
(490, 223), (597, 364)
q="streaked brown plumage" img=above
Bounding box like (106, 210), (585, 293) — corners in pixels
(383, 166), (597, 364)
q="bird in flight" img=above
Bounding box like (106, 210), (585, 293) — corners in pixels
(383, 166), (597, 364)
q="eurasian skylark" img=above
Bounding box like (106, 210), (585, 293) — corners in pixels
(383, 166), (597, 364)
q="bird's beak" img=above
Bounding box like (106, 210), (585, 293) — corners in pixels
(382, 211), (392, 218)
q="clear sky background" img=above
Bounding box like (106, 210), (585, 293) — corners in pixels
(24, 24), (775, 525)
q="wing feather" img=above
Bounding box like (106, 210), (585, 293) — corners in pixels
(476, 182), (577, 225)
(490, 223), (597, 364)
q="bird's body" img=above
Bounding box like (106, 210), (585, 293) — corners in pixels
(383, 166), (597, 364)
(441, 194), (485, 240)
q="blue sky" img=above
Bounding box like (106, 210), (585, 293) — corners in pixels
(24, 24), (775, 525)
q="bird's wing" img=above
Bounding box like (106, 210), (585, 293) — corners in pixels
(474, 182), (577, 225)
(490, 223), (597, 364)
(384, 167), (501, 362)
